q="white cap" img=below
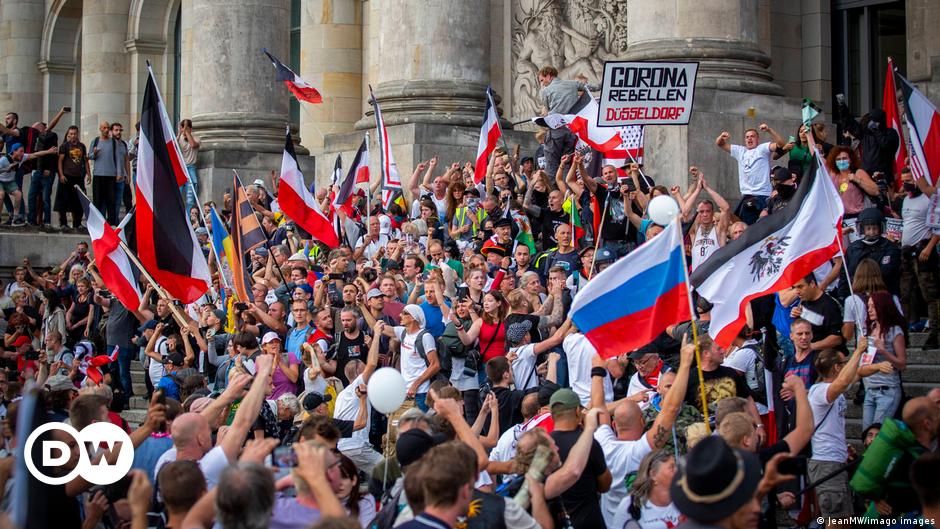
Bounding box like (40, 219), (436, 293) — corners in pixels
(379, 214), (391, 235)
(261, 331), (282, 345)
(252, 178), (266, 189)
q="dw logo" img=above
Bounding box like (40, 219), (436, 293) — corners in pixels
(24, 422), (134, 485)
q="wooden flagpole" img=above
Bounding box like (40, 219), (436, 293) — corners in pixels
(117, 239), (190, 327)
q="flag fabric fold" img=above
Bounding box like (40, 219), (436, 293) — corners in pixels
(334, 138), (369, 218)
(601, 126), (644, 172)
(209, 205), (235, 305)
(534, 92), (622, 153)
(883, 58), (909, 186)
(569, 218), (691, 358)
(135, 67), (210, 304)
(690, 153), (844, 347)
(262, 48), (322, 104)
(78, 189), (142, 310)
(277, 130), (341, 248)
(331, 153), (343, 187)
(230, 173), (267, 302)
(897, 72), (940, 186)
(370, 87), (403, 208)
(474, 87), (503, 184)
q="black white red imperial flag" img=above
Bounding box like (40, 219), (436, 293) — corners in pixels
(135, 66), (211, 304)
(689, 152), (844, 347)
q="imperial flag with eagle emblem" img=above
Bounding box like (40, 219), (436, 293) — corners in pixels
(689, 151), (844, 347)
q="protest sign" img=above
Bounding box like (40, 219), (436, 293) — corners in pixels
(598, 61), (698, 127)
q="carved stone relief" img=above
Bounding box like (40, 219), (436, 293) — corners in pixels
(510, 0), (628, 118)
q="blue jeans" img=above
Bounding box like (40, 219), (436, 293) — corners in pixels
(414, 393), (428, 412)
(27, 170), (54, 224)
(110, 344), (135, 396)
(863, 384), (902, 430)
(181, 164), (198, 214)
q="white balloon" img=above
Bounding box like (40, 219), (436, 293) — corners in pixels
(367, 367), (407, 414)
(648, 195), (680, 226)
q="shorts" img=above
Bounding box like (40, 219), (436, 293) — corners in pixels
(0, 180), (18, 194)
(808, 459), (852, 518)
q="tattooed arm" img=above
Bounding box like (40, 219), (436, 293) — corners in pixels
(645, 336), (694, 449)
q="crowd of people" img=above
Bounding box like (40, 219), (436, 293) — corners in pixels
(0, 64), (938, 529)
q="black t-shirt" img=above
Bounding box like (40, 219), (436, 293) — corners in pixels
(538, 209), (568, 249)
(684, 365), (751, 411)
(59, 141), (87, 178)
(334, 330), (367, 386)
(592, 184), (628, 243)
(799, 293), (843, 346)
(333, 417), (354, 438)
(489, 386), (527, 437)
(34, 131), (58, 172)
(758, 440), (792, 529)
(550, 428), (608, 529)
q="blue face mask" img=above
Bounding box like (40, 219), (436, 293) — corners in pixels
(836, 160), (850, 171)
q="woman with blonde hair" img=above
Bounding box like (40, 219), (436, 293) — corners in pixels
(612, 449), (682, 529)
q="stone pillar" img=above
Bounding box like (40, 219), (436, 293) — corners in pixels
(189, 0), (290, 153)
(626, 0), (782, 96)
(0, 0), (45, 123)
(361, 0), (491, 128)
(298, 0), (363, 150)
(625, 0), (801, 199)
(80, 0), (132, 143)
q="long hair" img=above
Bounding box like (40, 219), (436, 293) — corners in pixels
(826, 145), (862, 174)
(851, 258), (888, 295)
(337, 455), (363, 516)
(628, 450), (675, 521)
(866, 291), (907, 337)
(482, 290), (509, 325)
(445, 181), (466, 223)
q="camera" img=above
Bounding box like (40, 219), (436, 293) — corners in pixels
(234, 302), (248, 311)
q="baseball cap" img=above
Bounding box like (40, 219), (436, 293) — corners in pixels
(195, 227), (208, 236)
(252, 178), (266, 189)
(549, 388), (581, 412)
(538, 381), (561, 407)
(396, 429), (444, 468)
(137, 320), (157, 333)
(303, 392), (331, 412)
(261, 331), (282, 345)
(771, 166), (791, 182)
(45, 374), (76, 392)
(9, 143), (22, 153)
(212, 309), (226, 322)
(367, 288), (384, 299)
(379, 215), (391, 235)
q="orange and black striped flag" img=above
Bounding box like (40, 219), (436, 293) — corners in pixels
(230, 173), (267, 302)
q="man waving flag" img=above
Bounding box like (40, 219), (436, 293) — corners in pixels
(135, 66), (210, 303)
(370, 87), (403, 209)
(690, 152), (843, 347)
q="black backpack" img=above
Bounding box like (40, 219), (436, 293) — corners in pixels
(398, 328), (449, 382)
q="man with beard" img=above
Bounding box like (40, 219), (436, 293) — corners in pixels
(334, 307), (367, 386)
(899, 167), (940, 347)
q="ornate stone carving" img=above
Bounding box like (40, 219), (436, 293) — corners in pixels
(511, 0), (628, 118)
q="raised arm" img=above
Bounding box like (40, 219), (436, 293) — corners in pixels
(826, 335), (867, 403)
(759, 123), (784, 152)
(779, 375), (813, 454)
(715, 131), (732, 153)
(565, 155), (586, 197)
(645, 336), (693, 448)
(433, 390), (490, 471)
(220, 356), (274, 461)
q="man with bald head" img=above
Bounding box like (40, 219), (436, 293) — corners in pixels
(152, 365), (270, 488)
(588, 337), (694, 527)
(927, 388), (940, 410)
(904, 396), (940, 449)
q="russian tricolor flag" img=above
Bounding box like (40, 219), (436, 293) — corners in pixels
(569, 218), (691, 359)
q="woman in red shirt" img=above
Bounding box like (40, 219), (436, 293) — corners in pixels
(455, 290), (508, 363)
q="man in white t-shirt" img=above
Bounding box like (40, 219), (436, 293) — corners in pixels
(353, 216), (390, 261)
(378, 304), (440, 411)
(563, 332), (613, 405)
(807, 340), (873, 527)
(334, 320), (382, 474)
(715, 124), (781, 224)
(152, 363), (270, 489)
(590, 335), (694, 527)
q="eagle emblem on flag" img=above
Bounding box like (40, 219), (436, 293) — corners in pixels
(749, 236), (791, 281)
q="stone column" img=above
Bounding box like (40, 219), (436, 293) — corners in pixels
(626, 0), (782, 96)
(361, 0), (491, 128)
(0, 0), (45, 123)
(189, 0), (290, 153)
(80, 0), (132, 143)
(298, 0), (363, 150)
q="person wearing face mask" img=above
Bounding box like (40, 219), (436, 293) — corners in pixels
(761, 166), (798, 217)
(826, 145), (880, 219)
(842, 207), (902, 298)
(835, 99), (901, 188)
(898, 167), (940, 347)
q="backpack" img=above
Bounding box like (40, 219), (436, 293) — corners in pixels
(398, 328), (449, 383)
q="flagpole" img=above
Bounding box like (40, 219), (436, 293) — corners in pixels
(624, 147), (653, 191)
(587, 195), (608, 279)
(207, 205), (235, 296)
(234, 169), (288, 287)
(117, 239), (190, 328)
(673, 216), (712, 433)
(366, 131), (372, 230)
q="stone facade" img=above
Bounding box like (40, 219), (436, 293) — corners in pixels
(2, 0), (940, 269)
